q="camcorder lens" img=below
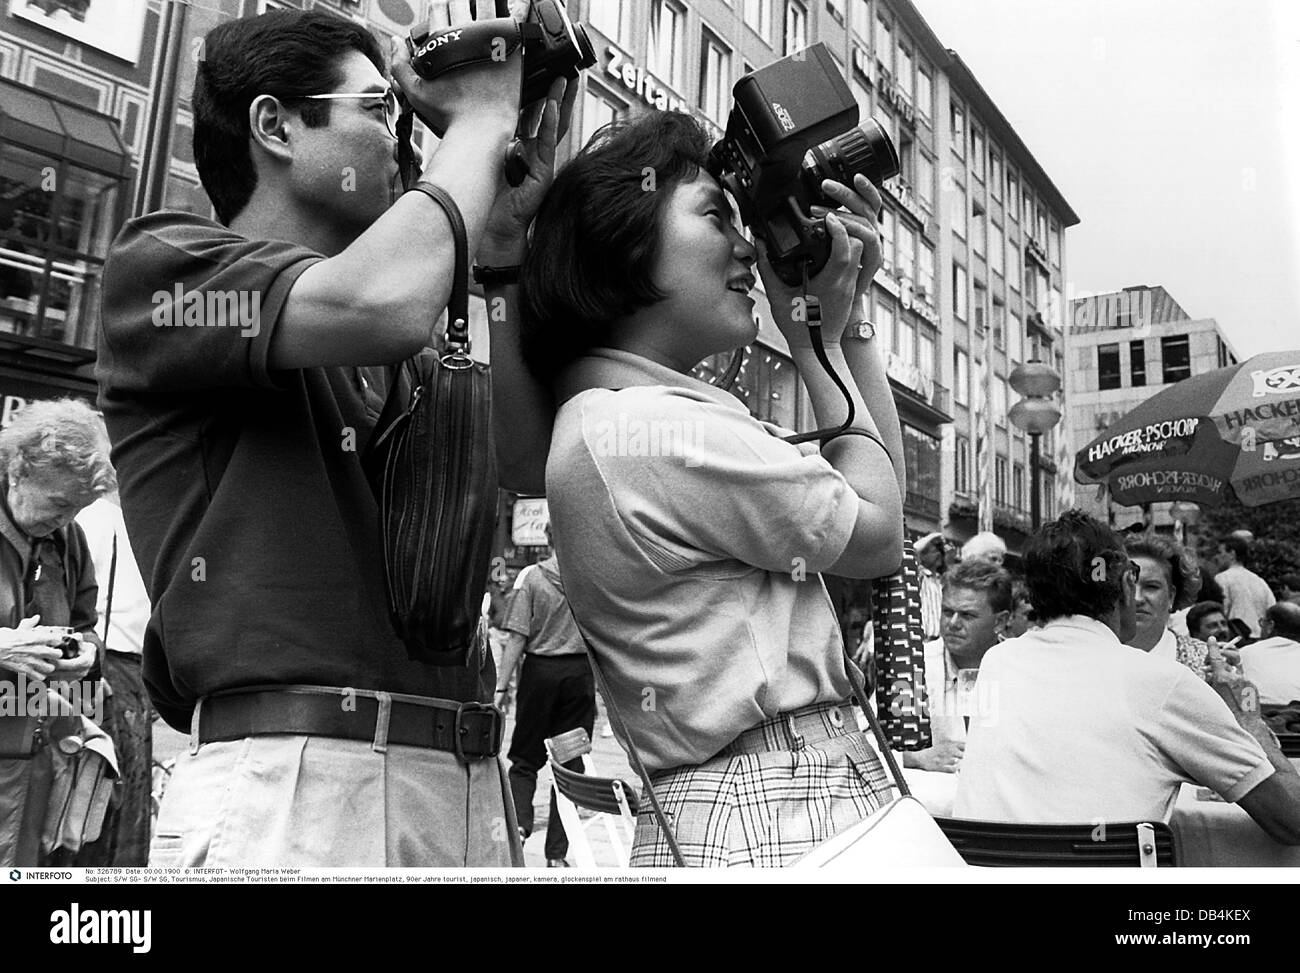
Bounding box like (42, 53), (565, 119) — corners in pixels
(802, 119), (901, 201)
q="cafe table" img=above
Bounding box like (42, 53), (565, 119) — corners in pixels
(899, 766), (1300, 867)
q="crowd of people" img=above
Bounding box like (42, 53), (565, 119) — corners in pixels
(2, 6), (1298, 870)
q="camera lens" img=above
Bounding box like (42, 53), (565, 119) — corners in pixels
(801, 119), (900, 198)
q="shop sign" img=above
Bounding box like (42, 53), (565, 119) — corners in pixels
(883, 178), (927, 226)
(0, 375), (95, 428)
(899, 278), (939, 326)
(511, 498), (550, 548)
(606, 45), (689, 114)
(887, 351), (935, 401)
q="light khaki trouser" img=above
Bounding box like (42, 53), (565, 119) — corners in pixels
(149, 733), (521, 867)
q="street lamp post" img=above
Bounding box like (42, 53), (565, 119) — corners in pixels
(1008, 360), (1063, 532)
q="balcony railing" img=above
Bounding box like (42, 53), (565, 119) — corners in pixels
(906, 491), (941, 520)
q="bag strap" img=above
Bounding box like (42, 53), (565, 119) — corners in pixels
(404, 182), (471, 358)
(582, 639), (688, 867)
(101, 530), (117, 653)
(839, 647), (911, 798)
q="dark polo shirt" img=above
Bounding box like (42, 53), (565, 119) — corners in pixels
(97, 212), (481, 730)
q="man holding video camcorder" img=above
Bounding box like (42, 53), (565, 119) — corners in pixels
(97, 1), (582, 867)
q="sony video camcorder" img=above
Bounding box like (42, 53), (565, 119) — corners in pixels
(707, 43), (900, 287)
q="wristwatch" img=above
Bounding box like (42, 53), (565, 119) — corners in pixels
(845, 320), (876, 341)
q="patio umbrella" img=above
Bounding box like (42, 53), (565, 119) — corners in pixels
(1075, 350), (1300, 507)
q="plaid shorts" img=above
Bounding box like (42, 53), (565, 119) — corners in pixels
(629, 701), (895, 868)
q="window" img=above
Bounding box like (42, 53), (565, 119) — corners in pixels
(989, 222), (1004, 277)
(579, 88), (621, 148)
(951, 182), (966, 239)
(649, 0), (686, 88)
(1130, 340), (1147, 387)
(918, 330), (935, 379)
(994, 378), (1007, 428)
(995, 455), (1009, 504)
(1008, 310), (1022, 363)
(784, 1), (807, 55)
(918, 153), (934, 208)
(971, 202), (986, 255)
(896, 128), (915, 186)
(744, 0), (773, 41)
(825, 0), (845, 27)
(955, 435), (970, 492)
(903, 425), (941, 515)
(1006, 237), (1021, 290)
(699, 31), (731, 124)
(896, 46), (913, 105)
(851, 76), (871, 126)
(1006, 169), (1019, 220)
(896, 315), (916, 366)
(992, 301), (1005, 349)
(971, 126), (985, 181)
(989, 152), (1002, 200)
(1161, 335), (1192, 383)
(1013, 463), (1025, 511)
(587, 0), (626, 43)
(973, 281), (987, 335)
(1050, 223), (1062, 267)
(876, 296), (896, 353)
(954, 348), (970, 406)
(950, 101), (965, 156)
(880, 207), (896, 273)
(897, 222), (915, 283)
(918, 242), (936, 299)
(917, 66), (932, 122)
(875, 15), (893, 71)
(953, 264), (968, 320)
(1036, 206), (1049, 247)
(1098, 343), (1122, 390)
(853, 0), (870, 37)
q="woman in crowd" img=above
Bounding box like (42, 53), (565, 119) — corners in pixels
(1125, 532), (1233, 676)
(0, 398), (108, 865)
(519, 112), (906, 866)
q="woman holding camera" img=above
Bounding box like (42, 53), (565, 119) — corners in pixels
(520, 112), (906, 866)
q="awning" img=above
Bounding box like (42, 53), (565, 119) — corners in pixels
(0, 77), (131, 179)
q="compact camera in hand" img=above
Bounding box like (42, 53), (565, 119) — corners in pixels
(707, 43), (900, 287)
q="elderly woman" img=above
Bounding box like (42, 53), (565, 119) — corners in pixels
(0, 398), (110, 865)
(520, 112), (905, 866)
(1125, 533), (1226, 675)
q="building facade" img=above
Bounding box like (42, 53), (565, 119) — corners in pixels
(0, 0), (1078, 558)
(1068, 284), (1239, 529)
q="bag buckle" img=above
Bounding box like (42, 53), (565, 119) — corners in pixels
(453, 701), (502, 763)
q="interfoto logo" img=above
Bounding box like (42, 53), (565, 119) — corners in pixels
(50, 903), (152, 953)
(151, 283), (261, 337)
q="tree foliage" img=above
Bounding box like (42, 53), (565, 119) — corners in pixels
(1200, 493), (1300, 588)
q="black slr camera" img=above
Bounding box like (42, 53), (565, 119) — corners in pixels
(708, 43), (900, 287)
(407, 0), (595, 109)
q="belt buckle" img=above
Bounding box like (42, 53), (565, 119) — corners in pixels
(453, 701), (502, 763)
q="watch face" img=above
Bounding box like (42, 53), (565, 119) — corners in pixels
(850, 322), (876, 340)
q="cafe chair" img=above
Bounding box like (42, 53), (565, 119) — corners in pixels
(1275, 734), (1300, 759)
(935, 817), (1179, 867)
(544, 728), (640, 869)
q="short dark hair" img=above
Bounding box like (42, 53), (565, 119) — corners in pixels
(520, 110), (716, 385)
(1266, 602), (1300, 640)
(1024, 509), (1128, 623)
(1125, 532), (1202, 610)
(1278, 572), (1300, 593)
(193, 10), (385, 225)
(1186, 600), (1227, 637)
(944, 559), (1013, 614)
(1219, 534), (1251, 567)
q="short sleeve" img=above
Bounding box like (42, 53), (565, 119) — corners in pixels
(502, 576), (535, 636)
(98, 212), (321, 393)
(1155, 670), (1274, 802)
(582, 388), (860, 574)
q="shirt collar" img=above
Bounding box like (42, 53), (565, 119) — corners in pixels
(1153, 627), (1178, 659)
(1037, 614), (1123, 646)
(556, 347), (748, 414)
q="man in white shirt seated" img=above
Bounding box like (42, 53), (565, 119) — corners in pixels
(954, 510), (1300, 845)
(1241, 603), (1300, 705)
(905, 559), (1012, 774)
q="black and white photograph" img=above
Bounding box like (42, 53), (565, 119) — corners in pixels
(0, 0), (1298, 948)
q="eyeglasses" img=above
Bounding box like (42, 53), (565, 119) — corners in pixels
(300, 88), (401, 139)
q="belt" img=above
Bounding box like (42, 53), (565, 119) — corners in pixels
(721, 701), (855, 757)
(195, 684), (503, 763)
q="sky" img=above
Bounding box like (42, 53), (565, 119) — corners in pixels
(911, 0), (1300, 359)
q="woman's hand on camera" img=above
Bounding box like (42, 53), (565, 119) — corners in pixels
(758, 173), (884, 349)
(480, 76), (578, 264)
(0, 616), (64, 680)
